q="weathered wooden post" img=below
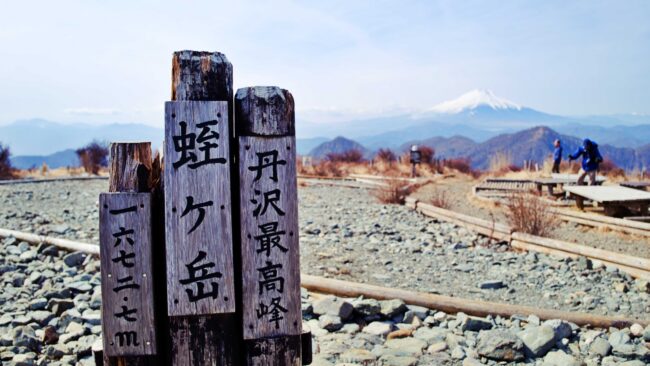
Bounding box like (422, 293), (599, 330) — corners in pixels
(235, 86), (303, 365)
(99, 143), (160, 366)
(165, 50), (240, 364)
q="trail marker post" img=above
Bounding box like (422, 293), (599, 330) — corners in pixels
(99, 142), (164, 366)
(98, 51), (311, 366)
(165, 50), (240, 365)
(236, 87), (303, 365)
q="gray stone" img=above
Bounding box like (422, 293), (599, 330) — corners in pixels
(12, 325), (39, 351)
(63, 251), (87, 267)
(589, 337), (611, 357)
(413, 327), (448, 345)
(427, 341), (448, 353)
(47, 298), (74, 316)
(542, 350), (579, 366)
(28, 297), (48, 310)
(456, 313), (492, 332)
(479, 280), (505, 289)
(542, 319), (573, 341)
(352, 298), (381, 317)
(380, 299), (407, 318)
(312, 296), (353, 320)
(384, 337), (427, 356)
(363, 321), (394, 336)
(318, 315), (343, 332)
(517, 325), (556, 357)
(476, 330), (525, 362)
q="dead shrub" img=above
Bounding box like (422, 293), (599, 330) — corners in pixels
(326, 149), (365, 163)
(312, 161), (343, 177)
(505, 193), (557, 236)
(427, 188), (451, 209)
(598, 158), (625, 178)
(376, 148), (397, 163)
(373, 179), (414, 205)
(0, 142), (15, 179)
(76, 141), (109, 175)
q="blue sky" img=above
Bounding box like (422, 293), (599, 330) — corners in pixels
(1, 0), (649, 127)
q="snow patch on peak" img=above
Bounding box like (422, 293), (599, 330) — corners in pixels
(430, 89), (522, 114)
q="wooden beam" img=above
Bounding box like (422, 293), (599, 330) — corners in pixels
(0, 228), (99, 255)
(301, 275), (648, 329)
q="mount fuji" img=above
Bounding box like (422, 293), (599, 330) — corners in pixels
(296, 89), (650, 153)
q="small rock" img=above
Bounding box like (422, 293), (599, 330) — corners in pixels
(476, 330), (525, 362)
(479, 280), (505, 290)
(589, 337), (611, 357)
(543, 350), (579, 366)
(518, 325), (555, 357)
(42, 326), (59, 344)
(427, 341), (448, 353)
(629, 323), (643, 337)
(363, 321), (394, 336)
(318, 315), (342, 332)
(380, 299), (407, 318)
(312, 296), (353, 320)
(63, 251), (87, 267)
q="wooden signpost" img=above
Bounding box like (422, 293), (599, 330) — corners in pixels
(166, 50), (240, 365)
(100, 193), (157, 355)
(236, 87), (302, 364)
(98, 51), (309, 366)
(164, 101), (235, 316)
(100, 142), (162, 366)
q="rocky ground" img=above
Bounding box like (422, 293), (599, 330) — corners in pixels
(410, 178), (650, 259)
(0, 180), (648, 365)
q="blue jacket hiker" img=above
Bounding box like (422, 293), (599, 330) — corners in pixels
(569, 138), (603, 185)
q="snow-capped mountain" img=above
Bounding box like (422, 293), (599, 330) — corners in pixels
(429, 89), (522, 114)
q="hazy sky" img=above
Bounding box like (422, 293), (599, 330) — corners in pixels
(1, 0), (649, 127)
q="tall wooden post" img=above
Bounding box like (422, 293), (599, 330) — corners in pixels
(235, 86), (302, 365)
(166, 50), (240, 365)
(101, 142), (162, 366)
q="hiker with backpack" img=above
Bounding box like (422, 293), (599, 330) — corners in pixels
(568, 138), (603, 185)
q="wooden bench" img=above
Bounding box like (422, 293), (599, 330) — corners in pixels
(563, 185), (650, 217)
(533, 176), (605, 196)
(620, 181), (650, 191)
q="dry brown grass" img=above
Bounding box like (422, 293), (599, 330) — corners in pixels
(504, 192), (557, 236)
(427, 188), (451, 209)
(372, 179), (416, 204)
(0, 143), (15, 179)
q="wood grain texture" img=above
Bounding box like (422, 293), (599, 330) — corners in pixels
(164, 101), (235, 316)
(100, 193), (157, 356)
(169, 315), (238, 365)
(239, 137), (301, 339)
(172, 51), (233, 103)
(109, 143), (152, 193)
(242, 335), (301, 366)
(235, 87), (295, 137)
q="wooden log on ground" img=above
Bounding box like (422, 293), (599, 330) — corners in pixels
(0, 176), (108, 186)
(301, 275), (648, 328)
(0, 228), (99, 255)
(552, 207), (650, 234)
(236, 86), (303, 365)
(512, 232), (650, 272)
(167, 50), (240, 366)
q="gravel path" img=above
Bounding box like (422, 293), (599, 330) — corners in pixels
(0, 180), (649, 365)
(410, 178), (650, 259)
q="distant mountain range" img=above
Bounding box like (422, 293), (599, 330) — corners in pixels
(11, 149), (79, 170)
(308, 126), (650, 171)
(0, 119), (163, 156)
(299, 89), (650, 150)
(2, 90), (649, 170)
